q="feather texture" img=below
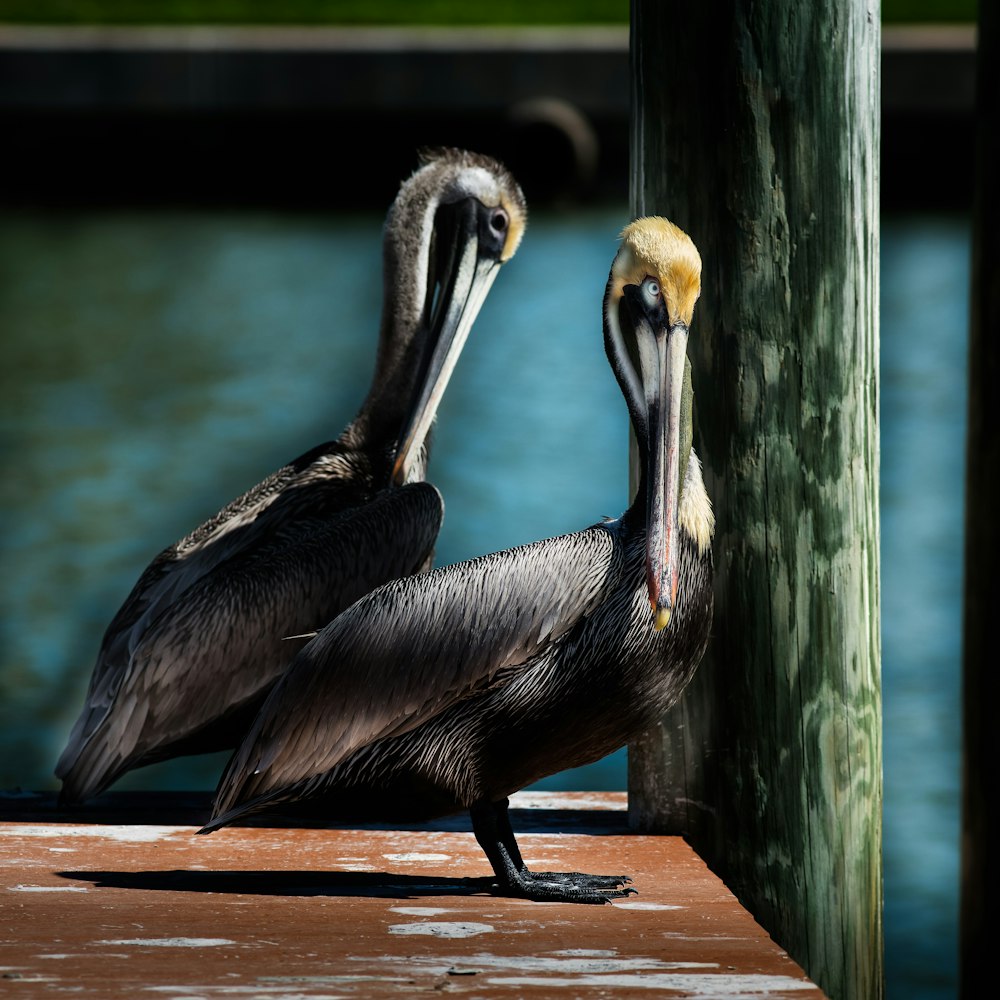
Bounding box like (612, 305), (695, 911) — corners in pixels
(55, 148), (527, 803)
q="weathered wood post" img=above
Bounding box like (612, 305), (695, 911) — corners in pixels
(626, 3), (882, 999)
(961, 3), (998, 996)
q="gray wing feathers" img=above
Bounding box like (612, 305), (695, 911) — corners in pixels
(56, 483), (443, 796)
(209, 522), (621, 820)
(56, 465), (306, 773)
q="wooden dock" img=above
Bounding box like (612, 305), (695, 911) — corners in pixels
(1, 790), (826, 997)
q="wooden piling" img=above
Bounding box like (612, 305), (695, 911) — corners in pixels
(626, 3), (883, 999)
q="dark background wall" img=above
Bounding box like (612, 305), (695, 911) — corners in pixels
(0, 24), (976, 212)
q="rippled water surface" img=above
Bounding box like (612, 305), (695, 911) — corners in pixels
(0, 207), (968, 999)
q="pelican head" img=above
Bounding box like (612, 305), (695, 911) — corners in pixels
(603, 217), (702, 630)
(387, 148), (527, 485)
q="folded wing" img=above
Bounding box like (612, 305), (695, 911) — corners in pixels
(205, 521), (622, 827)
(56, 480), (443, 801)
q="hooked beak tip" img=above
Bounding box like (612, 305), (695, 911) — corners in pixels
(654, 606), (672, 631)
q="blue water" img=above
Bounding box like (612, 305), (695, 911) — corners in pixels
(0, 207), (968, 998)
(880, 214), (968, 1000)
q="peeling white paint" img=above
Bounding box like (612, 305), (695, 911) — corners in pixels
(382, 852), (450, 862)
(388, 922), (495, 938)
(484, 972), (817, 993)
(552, 949), (619, 957)
(2, 824), (184, 842)
(369, 953), (717, 974)
(9, 884), (88, 892)
(98, 938), (235, 948)
(510, 791), (625, 811)
(47, 847), (76, 853)
(616, 901), (685, 910)
(388, 906), (453, 916)
(337, 863), (375, 871)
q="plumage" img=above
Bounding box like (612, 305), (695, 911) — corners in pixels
(199, 217), (715, 905)
(55, 147), (527, 804)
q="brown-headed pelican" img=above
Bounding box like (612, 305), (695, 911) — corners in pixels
(198, 217), (714, 904)
(55, 147), (527, 804)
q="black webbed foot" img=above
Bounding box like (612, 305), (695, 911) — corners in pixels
(468, 798), (640, 905)
(503, 869), (638, 904)
(462, 870), (637, 904)
(525, 870), (633, 889)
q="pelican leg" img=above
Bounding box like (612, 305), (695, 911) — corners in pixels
(468, 798), (637, 904)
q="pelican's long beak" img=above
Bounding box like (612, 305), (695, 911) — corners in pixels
(636, 309), (688, 631)
(610, 218), (701, 631)
(391, 199), (501, 485)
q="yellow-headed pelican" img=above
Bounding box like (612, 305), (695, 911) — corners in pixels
(55, 147), (527, 804)
(198, 217), (714, 904)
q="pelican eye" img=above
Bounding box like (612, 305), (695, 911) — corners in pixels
(490, 209), (509, 235)
(642, 277), (660, 303)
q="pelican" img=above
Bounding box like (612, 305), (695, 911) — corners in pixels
(198, 217), (715, 904)
(55, 147), (527, 804)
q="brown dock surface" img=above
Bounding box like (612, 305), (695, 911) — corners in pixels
(1, 790), (826, 998)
